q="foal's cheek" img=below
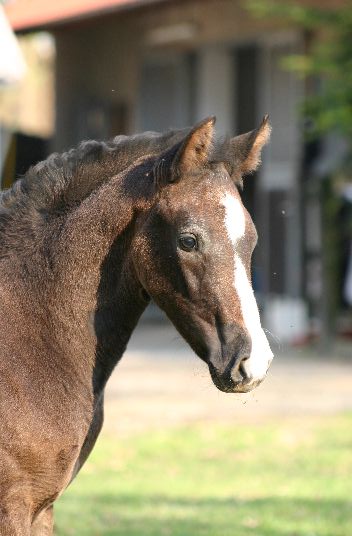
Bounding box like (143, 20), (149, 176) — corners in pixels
(131, 236), (153, 287)
(131, 235), (166, 297)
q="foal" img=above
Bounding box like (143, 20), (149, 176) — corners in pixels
(0, 117), (273, 534)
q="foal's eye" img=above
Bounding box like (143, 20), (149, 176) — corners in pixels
(178, 233), (197, 252)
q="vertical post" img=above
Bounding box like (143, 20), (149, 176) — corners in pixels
(319, 176), (339, 351)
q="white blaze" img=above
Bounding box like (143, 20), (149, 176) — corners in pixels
(222, 193), (273, 380)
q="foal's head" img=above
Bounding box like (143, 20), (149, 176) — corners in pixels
(133, 117), (273, 393)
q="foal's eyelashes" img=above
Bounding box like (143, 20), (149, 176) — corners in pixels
(178, 233), (198, 252)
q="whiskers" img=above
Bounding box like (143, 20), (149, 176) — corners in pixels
(263, 327), (282, 351)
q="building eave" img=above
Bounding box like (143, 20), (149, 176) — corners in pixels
(4, 0), (168, 32)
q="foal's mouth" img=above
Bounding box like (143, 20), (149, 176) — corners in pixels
(208, 361), (264, 394)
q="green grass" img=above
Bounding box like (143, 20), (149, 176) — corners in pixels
(55, 413), (352, 535)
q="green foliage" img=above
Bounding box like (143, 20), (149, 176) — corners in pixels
(55, 414), (352, 535)
(247, 1), (352, 140)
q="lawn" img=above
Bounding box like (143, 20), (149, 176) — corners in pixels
(55, 413), (352, 536)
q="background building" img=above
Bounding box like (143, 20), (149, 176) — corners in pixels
(2, 0), (348, 344)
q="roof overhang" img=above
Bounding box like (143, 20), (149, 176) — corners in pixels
(4, 0), (165, 32)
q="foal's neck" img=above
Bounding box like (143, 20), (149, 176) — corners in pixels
(51, 161), (153, 392)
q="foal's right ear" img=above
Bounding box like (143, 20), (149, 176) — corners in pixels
(228, 115), (271, 178)
(170, 116), (216, 182)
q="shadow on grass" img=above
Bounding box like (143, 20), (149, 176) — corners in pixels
(55, 493), (352, 536)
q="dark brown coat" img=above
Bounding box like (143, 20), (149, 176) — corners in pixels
(0, 117), (272, 534)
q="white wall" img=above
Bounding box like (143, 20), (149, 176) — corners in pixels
(195, 47), (234, 137)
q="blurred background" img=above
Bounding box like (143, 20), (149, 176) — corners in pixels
(1, 1), (352, 535)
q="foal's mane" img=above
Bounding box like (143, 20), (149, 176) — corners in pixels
(0, 128), (190, 225)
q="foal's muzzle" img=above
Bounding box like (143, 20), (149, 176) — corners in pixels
(196, 318), (273, 394)
(209, 360), (259, 394)
(208, 336), (273, 394)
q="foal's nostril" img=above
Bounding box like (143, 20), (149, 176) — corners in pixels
(239, 359), (251, 382)
(229, 354), (251, 384)
(231, 367), (242, 384)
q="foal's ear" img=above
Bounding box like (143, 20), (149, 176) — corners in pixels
(229, 115), (271, 178)
(171, 116), (216, 181)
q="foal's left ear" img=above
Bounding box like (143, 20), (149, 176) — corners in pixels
(171, 116), (216, 181)
(229, 115), (271, 178)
